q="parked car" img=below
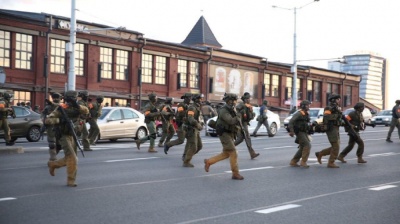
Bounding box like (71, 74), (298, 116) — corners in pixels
(0, 106), (43, 142)
(87, 107), (148, 143)
(283, 108), (324, 132)
(371, 110), (392, 126)
(343, 107), (373, 125)
(206, 106), (281, 137)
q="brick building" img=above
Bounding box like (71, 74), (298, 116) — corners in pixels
(0, 9), (360, 113)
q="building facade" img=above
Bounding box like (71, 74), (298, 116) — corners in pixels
(0, 9), (360, 114)
(329, 53), (387, 110)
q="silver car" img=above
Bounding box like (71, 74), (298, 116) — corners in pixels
(206, 106), (281, 137)
(371, 110), (392, 126)
(87, 107), (148, 143)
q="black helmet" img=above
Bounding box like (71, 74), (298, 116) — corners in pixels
(192, 93), (204, 101)
(262, 100), (268, 105)
(354, 102), (364, 109)
(78, 90), (89, 97)
(3, 92), (12, 100)
(241, 92), (251, 101)
(165, 97), (173, 104)
(300, 100), (311, 106)
(148, 92), (157, 102)
(328, 94), (341, 101)
(396, 100), (400, 104)
(223, 93), (238, 102)
(51, 92), (62, 99)
(96, 95), (104, 100)
(180, 93), (192, 99)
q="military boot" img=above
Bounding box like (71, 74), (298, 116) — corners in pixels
(148, 147), (157, 153)
(300, 161), (309, 168)
(164, 144), (170, 154)
(232, 173), (244, 180)
(158, 142), (164, 147)
(337, 155), (347, 163)
(47, 161), (56, 176)
(386, 138), (393, 143)
(49, 149), (57, 161)
(290, 159), (300, 167)
(5, 142), (15, 146)
(204, 159), (211, 172)
(250, 152), (260, 159)
(315, 152), (323, 164)
(327, 162), (339, 168)
(183, 162), (194, 167)
(357, 156), (367, 163)
(135, 139), (141, 150)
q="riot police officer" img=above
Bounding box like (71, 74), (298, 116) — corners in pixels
(204, 93), (244, 180)
(164, 93), (192, 154)
(182, 94), (204, 167)
(46, 90), (89, 187)
(77, 90), (91, 151)
(337, 102), (367, 163)
(0, 92), (16, 146)
(42, 92), (62, 160)
(315, 94), (342, 168)
(88, 95), (104, 145)
(289, 100), (312, 168)
(136, 92), (159, 153)
(234, 92), (259, 159)
(158, 97), (175, 147)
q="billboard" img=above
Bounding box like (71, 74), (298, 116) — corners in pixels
(209, 65), (258, 103)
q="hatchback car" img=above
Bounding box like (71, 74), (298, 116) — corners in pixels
(371, 110), (392, 126)
(0, 106), (43, 142)
(206, 106), (281, 137)
(283, 108), (324, 132)
(87, 107), (148, 142)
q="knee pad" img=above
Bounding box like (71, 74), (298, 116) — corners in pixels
(49, 142), (56, 149)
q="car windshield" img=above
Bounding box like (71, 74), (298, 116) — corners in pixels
(308, 109), (320, 117)
(99, 108), (112, 119)
(377, 110), (392, 116)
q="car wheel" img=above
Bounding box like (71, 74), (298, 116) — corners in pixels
(209, 133), (218, 137)
(27, 126), (41, 142)
(109, 139), (118, 142)
(136, 127), (147, 139)
(269, 122), (278, 137)
(156, 125), (163, 137)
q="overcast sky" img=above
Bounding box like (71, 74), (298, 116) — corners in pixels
(3, 0), (399, 108)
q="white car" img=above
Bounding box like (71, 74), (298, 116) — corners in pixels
(206, 106), (280, 137)
(87, 107), (148, 142)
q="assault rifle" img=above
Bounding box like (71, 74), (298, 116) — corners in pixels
(341, 114), (359, 141)
(57, 104), (85, 157)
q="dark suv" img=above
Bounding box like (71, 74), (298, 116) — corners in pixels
(0, 106), (43, 142)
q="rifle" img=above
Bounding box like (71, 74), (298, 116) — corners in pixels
(57, 104), (85, 157)
(341, 114), (359, 141)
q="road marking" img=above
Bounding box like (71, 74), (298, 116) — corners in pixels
(225, 166), (274, 173)
(263, 146), (293, 149)
(255, 204), (301, 214)
(0, 197), (16, 201)
(368, 152), (396, 157)
(105, 157), (159, 163)
(369, 185), (397, 191)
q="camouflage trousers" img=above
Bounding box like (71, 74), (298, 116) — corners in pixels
(166, 125), (186, 148)
(138, 121), (156, 147)
(291, 132), (311, 163)
(88, 118), (99, 144)
(207, 132), (239, 175)
(49, 135), (78, 185)
(0, 118), (11, 142)
(340, 132), (364, 157)
(159, 120), (175, 145)
(234, 122), (257, 157)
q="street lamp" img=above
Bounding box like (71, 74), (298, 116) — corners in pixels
(272, 0), (319, 110)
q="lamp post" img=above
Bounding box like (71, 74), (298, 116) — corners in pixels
(272, 0), (319, 110)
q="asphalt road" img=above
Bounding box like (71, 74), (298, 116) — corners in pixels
(1, 126), (399, 224)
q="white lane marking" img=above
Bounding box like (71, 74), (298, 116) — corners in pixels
(255, 204), (301, 214)
(369, 152), (396, 157)
(0, 197), (16, 201)
(224, 166), (274, 173)
(105, 157), (159, 163)
(263, 146), (294, 149)
(369, 185), (397, 191)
